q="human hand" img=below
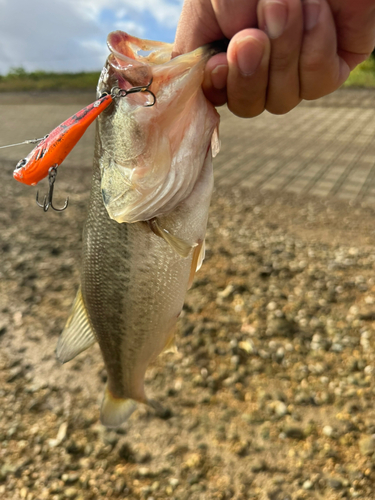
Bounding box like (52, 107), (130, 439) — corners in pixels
(173, 0), (375, 117)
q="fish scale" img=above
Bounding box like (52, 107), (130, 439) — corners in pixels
(82, 145), (189, 400)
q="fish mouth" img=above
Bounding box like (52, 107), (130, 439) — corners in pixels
(100, 30), (223, 99)
(100, 30), (228, 98)
(99, 31), (172, 96)
(97, 31), (221, 224)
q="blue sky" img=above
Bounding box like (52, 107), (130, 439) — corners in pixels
(0, 0), (184, 74)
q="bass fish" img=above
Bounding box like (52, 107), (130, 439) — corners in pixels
(56, 31), (220, 427)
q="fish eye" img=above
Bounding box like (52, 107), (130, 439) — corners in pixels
(15, 158), (27, 170)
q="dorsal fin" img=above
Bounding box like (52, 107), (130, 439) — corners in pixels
(56, 287), (96, 364)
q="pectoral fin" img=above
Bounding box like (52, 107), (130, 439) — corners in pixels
(149, 218), (196, 258)
(187, 240), (205, 289)
(56, 287), (96, 364)
(211, 125), (221, 158)
(163, 333), (178, 354)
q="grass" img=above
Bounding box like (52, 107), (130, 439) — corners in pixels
(342, 56), (375, 88)
(0, 67), (100, 92)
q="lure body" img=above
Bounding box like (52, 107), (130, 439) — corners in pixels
(13, 93), (113, 186)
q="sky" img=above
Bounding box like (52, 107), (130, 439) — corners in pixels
(0, 0), (184, 74)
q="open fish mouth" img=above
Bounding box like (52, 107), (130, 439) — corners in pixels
(96, 31), (220, 225)
(97, 32), (173, 103)
(107, 32), (172, 87)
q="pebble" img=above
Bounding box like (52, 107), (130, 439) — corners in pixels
(328, 477), (343, 489)
(274, 401), (288, 417)
(0, 463), (18, 480)
(284, 426), (305, 440)
(103, 432), (119, 447)
(114, 478), (127, 494)
(323, 425), (334, 437)
(266, 317), (295, 337)
(62, 473), (79, 484)
(251, 459), (267, 473)
(6, 366), (24, 383)
(64, 487), (78, 499)
(137, 467), (154, 478)
(302, 480), (313, 490)
(272, 475), (285, 485)
(217, 285), (235, 299)
(48, 422), (68, 448)
(359, 435), (375, 456)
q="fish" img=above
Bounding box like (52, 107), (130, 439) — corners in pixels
(13, 94), (114, 186)
(55, 31), (221, 427)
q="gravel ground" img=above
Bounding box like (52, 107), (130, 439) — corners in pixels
(2, 143), (375, 500)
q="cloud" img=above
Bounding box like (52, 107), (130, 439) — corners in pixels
(72, 0), (182, 28)
(0, 0), (183, 74)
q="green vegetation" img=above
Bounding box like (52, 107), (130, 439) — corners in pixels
(342, 56), (375, 88)
(0, 67), (101, 92)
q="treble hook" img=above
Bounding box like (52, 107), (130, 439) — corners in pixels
(36, 165), (69, 212)
(111, 78), (156, 107)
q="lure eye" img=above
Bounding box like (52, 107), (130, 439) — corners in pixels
(15, 158), (27, 170)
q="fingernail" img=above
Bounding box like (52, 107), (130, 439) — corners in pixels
(263, 0), (288, 39)
(303, 0), (320, 31)
(236, 36), (264, 76)
(211, 64), (228, 90)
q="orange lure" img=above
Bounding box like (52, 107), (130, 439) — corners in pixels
(13, 93), (114, 186)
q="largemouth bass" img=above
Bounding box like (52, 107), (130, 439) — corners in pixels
(56, 31), (220, 427)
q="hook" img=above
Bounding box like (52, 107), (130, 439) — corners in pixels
(36, 165), (69, 212)
(111, 78), (156, 107)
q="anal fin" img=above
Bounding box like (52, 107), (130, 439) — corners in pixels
(56, 287), (96, 364)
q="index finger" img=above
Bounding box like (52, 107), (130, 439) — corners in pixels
(173, 0), (258, 54)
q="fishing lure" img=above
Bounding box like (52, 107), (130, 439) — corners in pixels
(13, 82), (155, 186)
(8, 81), (155, 211)
(13, 93), (113, 187)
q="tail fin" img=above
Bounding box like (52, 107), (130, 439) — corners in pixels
(100, 386), (137, 428)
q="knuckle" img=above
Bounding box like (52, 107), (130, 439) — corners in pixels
(301, 86), (328, 101)
(203, 87), (228, 107)
(300, 50), (327, 75)
(266, 98), (301, 115)
(227, 74), (267, 116)
(269, 50), (297, 73)
(299, 54), (338, 100)
(266, 79), (301, 114)
(300, 68), (337, 100)
(228, 97), (265, 118)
